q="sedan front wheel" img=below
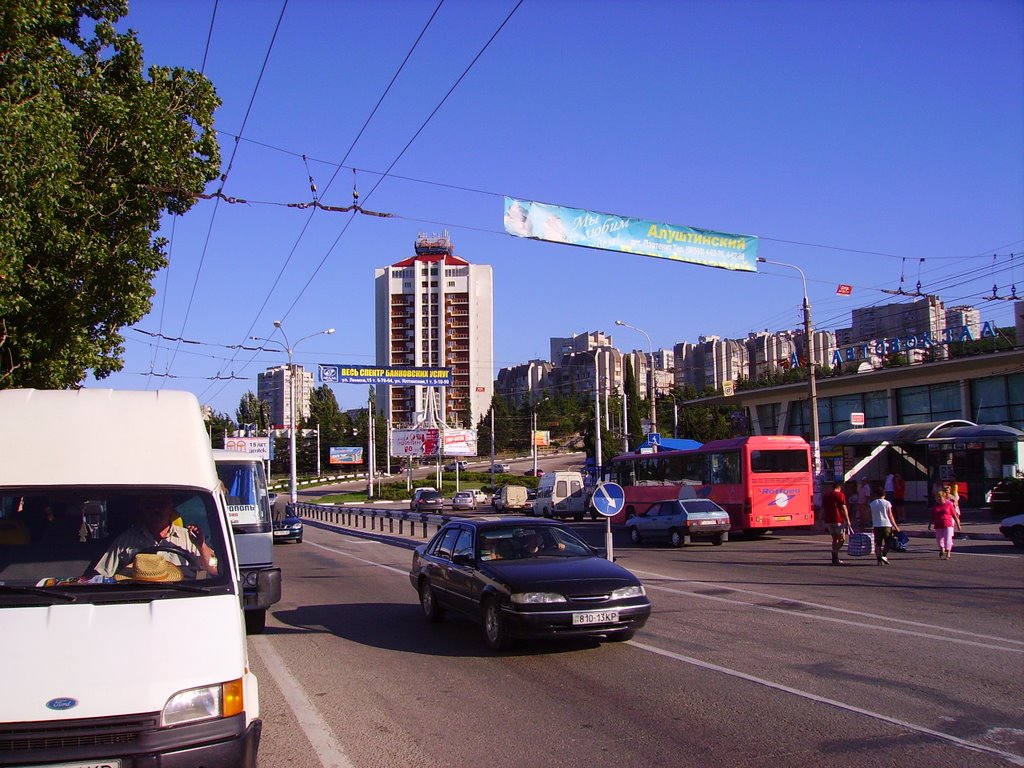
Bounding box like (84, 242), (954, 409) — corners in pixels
(629, 527), (642, 544)
(483, 599), (513, 651)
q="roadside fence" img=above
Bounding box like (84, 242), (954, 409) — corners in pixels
(294, 502), (451, 540)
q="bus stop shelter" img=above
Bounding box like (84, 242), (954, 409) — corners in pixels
(820, 420), (1024, 506)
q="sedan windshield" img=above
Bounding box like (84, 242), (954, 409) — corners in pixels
(478, 526), (592, 561)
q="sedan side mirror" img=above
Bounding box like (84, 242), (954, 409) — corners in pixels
(451, 553), (475, 568)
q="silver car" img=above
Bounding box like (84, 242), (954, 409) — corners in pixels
(626, 498), (731, 547)
(451, 491), (477, 510)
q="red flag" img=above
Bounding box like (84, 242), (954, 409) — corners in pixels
(836, 284), (853, 295)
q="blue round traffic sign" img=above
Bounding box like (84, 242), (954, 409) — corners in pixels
(591, 482), (625, 517)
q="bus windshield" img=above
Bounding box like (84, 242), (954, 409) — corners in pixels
(216, 460), (271, 532)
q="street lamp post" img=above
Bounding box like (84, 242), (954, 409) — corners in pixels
(615, 320), (656, 434)
(253, 322), (335, 505)
(756, 257), (821, 477)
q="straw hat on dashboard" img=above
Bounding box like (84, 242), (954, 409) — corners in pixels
(115, 553), (184, 582)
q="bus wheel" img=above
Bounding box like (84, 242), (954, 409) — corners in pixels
(669, 528), (685, 548)
(746, 528), (772, 538)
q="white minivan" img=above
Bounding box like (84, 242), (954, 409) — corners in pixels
(532, 470), (594, 521)
(0, 389), (262, 767)
(213, 449), (281, 634)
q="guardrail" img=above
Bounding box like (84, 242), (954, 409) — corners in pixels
(294, 502), (453, 540)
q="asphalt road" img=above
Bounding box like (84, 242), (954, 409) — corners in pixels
(248, 517), (1024, 768)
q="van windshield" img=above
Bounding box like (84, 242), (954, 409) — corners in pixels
(0, 487), (232, 599)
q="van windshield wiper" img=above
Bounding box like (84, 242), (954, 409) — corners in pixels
(110, 581), (213, 594)
(0, 585), (78, 602)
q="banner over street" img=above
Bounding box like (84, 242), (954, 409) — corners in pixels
(503, 197), (758, 272)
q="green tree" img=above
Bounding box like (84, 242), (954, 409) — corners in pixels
(205, 411), (235, 448)
(0, 0), (221, 388)
(236, 392), (270, 432)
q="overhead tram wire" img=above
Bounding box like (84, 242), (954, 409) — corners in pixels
(202, 0), (525, 408)
(200, 0), (449, 408)
(275, 0), (526, 323)
(147, 0), (220, 391)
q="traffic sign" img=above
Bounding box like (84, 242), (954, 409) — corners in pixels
(591, 482), (625, 518)
(648, 433), (661, 446)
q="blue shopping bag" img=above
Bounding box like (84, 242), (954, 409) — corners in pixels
(847, 530), (874, 558)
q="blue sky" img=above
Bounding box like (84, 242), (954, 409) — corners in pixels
(92, 0), (1024, 417)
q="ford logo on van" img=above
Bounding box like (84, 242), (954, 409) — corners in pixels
(46, 697), (78, 711)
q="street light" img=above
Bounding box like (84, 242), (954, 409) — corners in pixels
(615, 320), (656, 434)
(756, 257), (821, 477)
(252, 321), (335, 505)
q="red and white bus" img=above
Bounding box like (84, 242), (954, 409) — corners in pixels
(606, 435), (814, 533)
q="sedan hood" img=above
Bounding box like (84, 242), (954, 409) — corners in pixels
(483, 557), (639, 595)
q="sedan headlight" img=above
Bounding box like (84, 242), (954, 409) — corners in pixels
(162, 679), (244, 726)
(511, 592), (568, 604)
(611, 585), (646, 600)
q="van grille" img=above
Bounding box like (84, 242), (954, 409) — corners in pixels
(0, 713), (156, 753)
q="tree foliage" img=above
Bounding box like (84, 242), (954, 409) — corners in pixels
(236, 392), (270, 432)
(0, 0), (221, 388)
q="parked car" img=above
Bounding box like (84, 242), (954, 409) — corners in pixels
(492, 463), (512, 473)
(409, 489), (442, 514)
(472, 489), (489, 505)
(409, 518), (651, 651)
(988, 477), (1024, 516)
(444, 460), (469, 472)
(524, 468), (545, 477)
(273, 509), (304, 544)
(626, 497), (731, 547)
(999, 512), (1024, 548)
(451, 490), (477, 510)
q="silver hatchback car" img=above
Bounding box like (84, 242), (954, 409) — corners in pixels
(626, 497), (731, 547)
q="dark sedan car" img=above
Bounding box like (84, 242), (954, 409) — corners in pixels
(409, 518), (651, 651)
(273, 510), (303, 544)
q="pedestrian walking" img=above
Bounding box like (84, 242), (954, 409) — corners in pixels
(931, 488), (961, 559)
(869, 486), (900, 565)
(822, 482), (852, 566)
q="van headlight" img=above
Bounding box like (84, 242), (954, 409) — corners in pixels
(611, 585), (645, 599)
(162, 679), (244, 726)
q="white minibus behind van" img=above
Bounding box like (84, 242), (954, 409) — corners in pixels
(0, 389), (262, 767)
(532, 470), (593, 521)
(213, 449), (281, 634)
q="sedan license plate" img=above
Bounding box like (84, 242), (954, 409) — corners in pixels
(572, 609), (619, 626)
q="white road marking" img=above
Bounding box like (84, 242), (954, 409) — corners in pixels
(250, 636), (356, 768)
(309, 540), (409, 576)
(633, 569), (1024, 651)
(628, 639), (1024, 766)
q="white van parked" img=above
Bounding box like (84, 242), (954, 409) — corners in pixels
(532, 470), (594, 521)
(213, 449), (281, 634)
(0, 389), (262, 767)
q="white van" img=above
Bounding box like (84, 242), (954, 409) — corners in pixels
(0, 389), (262, 766)
(493, 484), (530, 513)
(213, 449), (281, 634)
(532, 470), (593, 521)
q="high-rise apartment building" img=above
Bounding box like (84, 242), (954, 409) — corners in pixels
(374, 232), (493, 429)
(257, 364), (314, 428)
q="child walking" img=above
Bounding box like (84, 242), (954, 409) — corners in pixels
(931, 489), (961, 559)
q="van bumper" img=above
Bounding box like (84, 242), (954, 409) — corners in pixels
(0, 713), (262, 768)
(242, 566), (282, 609)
